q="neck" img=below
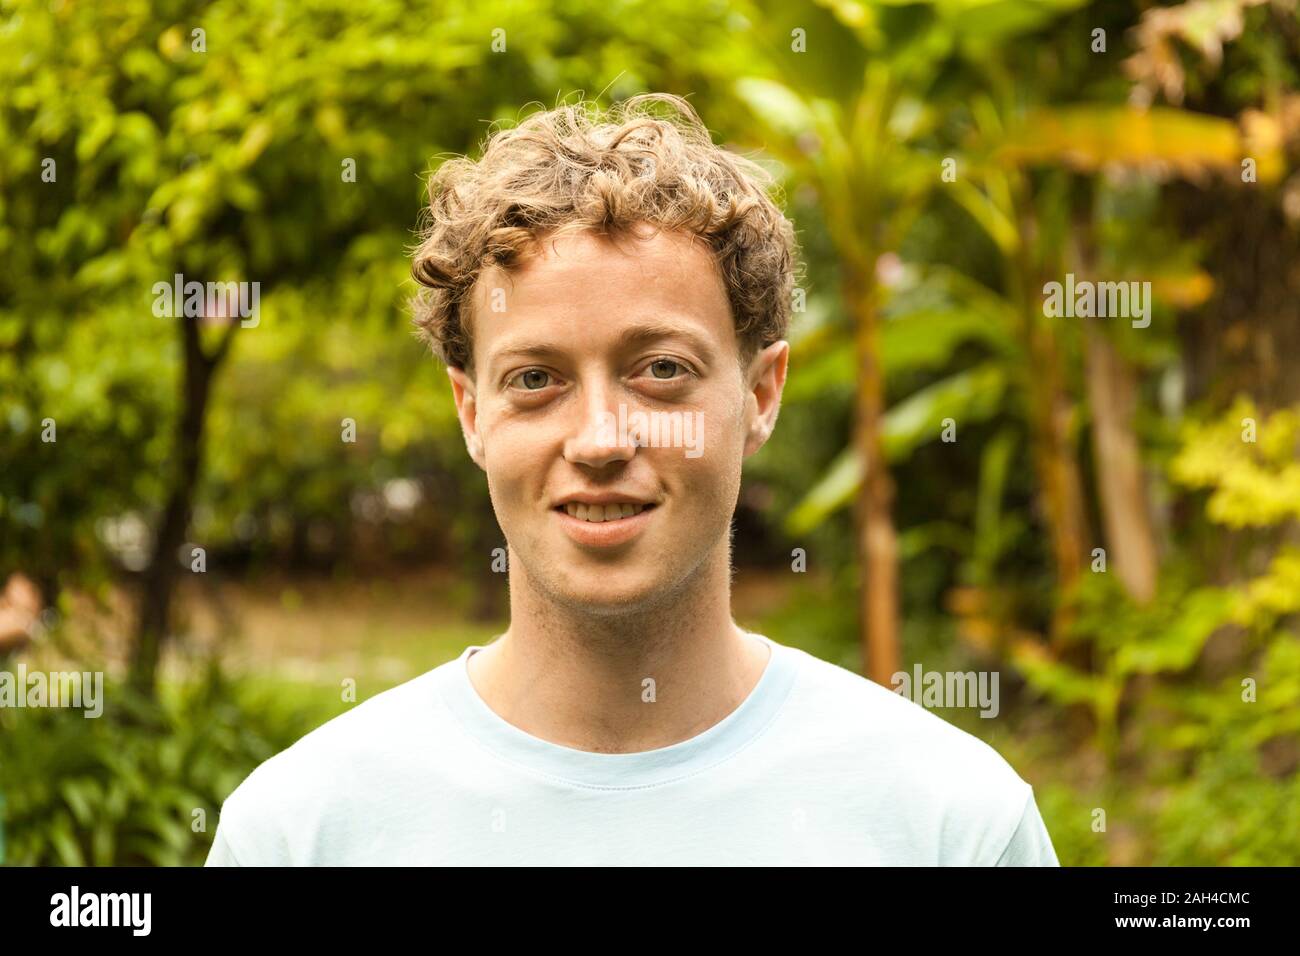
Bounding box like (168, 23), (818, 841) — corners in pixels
(467, 540), (769, 754)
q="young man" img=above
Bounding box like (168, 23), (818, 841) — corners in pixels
(206, 94), (1059, 866)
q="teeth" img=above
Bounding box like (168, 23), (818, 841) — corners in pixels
(563, 502), (647, 522)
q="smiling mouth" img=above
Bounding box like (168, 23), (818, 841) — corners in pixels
(556, 503), (656, 522)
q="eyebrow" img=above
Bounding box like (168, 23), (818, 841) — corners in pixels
(486, 322), (718, 373)
(614, 323), (717, 357)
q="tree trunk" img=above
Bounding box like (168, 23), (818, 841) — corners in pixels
(129, 314), (233, 697)
(1009, 205), (1088, 642)
(1026, 318), (1088, 641)
(1085, 326), (1158, 603)
(846, 266), (901, 685)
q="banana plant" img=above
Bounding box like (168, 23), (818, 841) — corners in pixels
(731, 0), (1085, 681)
(733, 67), (935, 684)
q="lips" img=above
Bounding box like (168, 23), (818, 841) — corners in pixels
(552, 499), (658, 547)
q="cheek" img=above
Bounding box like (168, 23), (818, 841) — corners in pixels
(700, 392), (749, 463)
(667, 421), (745, 507)
(710, 402), (749, 502)
(481, 420), (547, 504)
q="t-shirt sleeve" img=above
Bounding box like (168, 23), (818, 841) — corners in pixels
(204, 824), (244, 866)
(993, 789), (1060, 866)
(202, 773), (293, 866)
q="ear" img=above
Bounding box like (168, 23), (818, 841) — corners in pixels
(446, 365), (486, 470)
(743, 340), (789, 458)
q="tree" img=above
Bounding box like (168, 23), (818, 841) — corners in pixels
(0, 0), (752, 695)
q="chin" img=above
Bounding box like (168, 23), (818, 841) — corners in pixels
(549, 568), (681, 617)
(572, 583), (667, 616)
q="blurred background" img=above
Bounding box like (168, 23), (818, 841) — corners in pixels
(2, 0), (1299, 866)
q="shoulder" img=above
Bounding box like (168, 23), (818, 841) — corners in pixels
(772, 641), (1042, 862)
(209, 663), (452, 865)
(779, 643), (1014, 764)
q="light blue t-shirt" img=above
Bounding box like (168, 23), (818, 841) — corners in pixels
(205, 633), (1059, 865)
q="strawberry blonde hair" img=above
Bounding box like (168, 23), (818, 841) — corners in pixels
(409, 93), (797, 371)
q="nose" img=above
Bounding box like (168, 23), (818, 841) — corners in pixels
(562, 379), (637, 469)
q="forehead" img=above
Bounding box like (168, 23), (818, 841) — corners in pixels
(468, 228), (735, 374)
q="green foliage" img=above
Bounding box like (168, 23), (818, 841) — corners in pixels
(1013, 573), (1235, 752)
(0, 663), (341, 866)
(786, 363), (1009, 534)
(1004, 402), (1300, 862)
(1015, 404), (1300, 743)
(0, 0), (757, 577)
(1148, 748), (1300, 865)
(1171, 398), (1300, 529)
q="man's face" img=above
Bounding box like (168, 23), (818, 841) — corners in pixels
(446, 227), (787, 615)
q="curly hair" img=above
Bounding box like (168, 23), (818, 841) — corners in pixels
(409, 93), (798, 372)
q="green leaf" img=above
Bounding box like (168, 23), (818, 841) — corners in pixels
(733, 77), (817, 140)
(785, 364), (1008, 532)
(76, 111), (116, 163)
(880, 308), (1013, 372)
(1114, 588), (1236, 675)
